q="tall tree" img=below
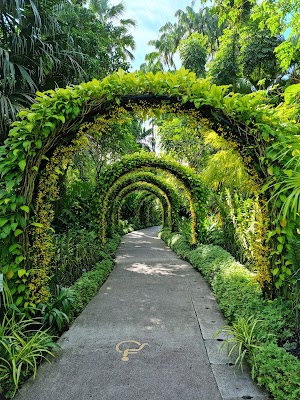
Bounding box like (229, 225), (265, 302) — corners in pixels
(178, 33), (207, 77)
(85, 0), (136, 60)
(148, 21), (184, 69)
(0, 0), (136, 143)
(0, 0), (83, 142)
(142, 1), (224, 71)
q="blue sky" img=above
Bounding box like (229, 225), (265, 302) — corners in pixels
(111, 0), (191, 70)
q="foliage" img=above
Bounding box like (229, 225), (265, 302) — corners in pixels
(112, 182), (170, 231)
(37, 285), (75, 333)
(251, 0), (300, 71)
(178, 33), (207, 78)
(241, 29), (283, 90)
(69, 258), (114, 318)
(96, 151), (208, 245)
(214, 316), (265, 371)
(209, 29), (242, 89)
(105, 170), (180, 234)
(161, 230), (192, 260)
(210, 191), (271, 289)
(120, 191), (162, 231)
(143, 2), (224, 71)
(0, 0), (137, 141)
(0, 68), (299, 307)
(60, 1), (135, 76)
(0, 314), (58, 398)
(251, 343), (300, 400)
(0, 0), (83, 141)
(52, 228), (107, 287)
(158, 116), (212, 170)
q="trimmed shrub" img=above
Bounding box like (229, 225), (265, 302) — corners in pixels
(69, 259), (114, 318)
(251, 343), (300, 400)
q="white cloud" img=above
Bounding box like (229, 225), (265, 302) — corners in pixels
(110, 0), (190, 69)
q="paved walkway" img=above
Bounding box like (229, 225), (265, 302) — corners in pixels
(16, 227), (269, 400)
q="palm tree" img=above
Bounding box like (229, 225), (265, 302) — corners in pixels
(86, 0), (136, 60)
(0, 0), (84, 143)
(143, 1), (224, 72)
(147, 22), (184, 70)
(140, 52), (165, 73)
(175, 3), (224, 54)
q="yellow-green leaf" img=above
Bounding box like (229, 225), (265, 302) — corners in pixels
(18, 159), (26, 171)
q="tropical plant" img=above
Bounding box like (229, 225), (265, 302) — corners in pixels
(175, 2), (224, 54)
(52, 229), (104, 286)
(178, 33), (207, 78)
(85, 0), (136, 60)
(143, 1), (225, 72)
(37, 285), (75, 332)
(0, 0), (84, 142)
(241, 28), (284, 90)
(214, 316), (264, 371)
(0, 314), (58, 396)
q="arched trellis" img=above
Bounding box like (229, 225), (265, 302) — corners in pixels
(101, 170), (182, 238)
(112, 183), (170, 231)
(120, 190), (163, 228)
(96, 153), (207, 245)
(135, 194), (162, 227)
(0, 68), (298, 304)
(112, 183), (169, 229)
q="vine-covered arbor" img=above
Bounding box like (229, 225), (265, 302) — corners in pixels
(105, 170), (182, 234)
(112, 183), (170, 230)
(96, 153), (207, 244)
(0, 68), (299, 306)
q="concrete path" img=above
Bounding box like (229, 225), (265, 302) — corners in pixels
(16, 227), (269, 400)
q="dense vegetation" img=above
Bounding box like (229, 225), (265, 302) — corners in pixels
(0, 0), (136, 143)
(0, 0), (300, 398)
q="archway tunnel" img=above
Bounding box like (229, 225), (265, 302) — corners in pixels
(0, 68), (299, 307)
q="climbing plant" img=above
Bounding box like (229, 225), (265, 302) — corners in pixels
(100, 169), (181, 237)
(96, 152), (208, 245)
(111, 182), (170, 230)
(0, 68), (299, 309)
(120, 190), (163, 229)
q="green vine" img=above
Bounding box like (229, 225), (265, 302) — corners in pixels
(0, 68), (299, 305)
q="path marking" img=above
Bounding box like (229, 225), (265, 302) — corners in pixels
(116, 340), (148, 361)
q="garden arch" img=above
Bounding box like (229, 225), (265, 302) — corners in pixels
(0, 68), (298, 303)
(111, 182), (170, 230)
(100, 169), (182, 239)
(97, 152), (207, 245)
(120, 190), (164, 229)
(137, 194), (162, 228)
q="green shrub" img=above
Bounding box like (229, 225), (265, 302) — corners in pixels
(103, 233), (121, 255)
(251, 343), (300, 400)
(70, 259), (113, 318)
(0, 315), (58, 398)
(169, 233), (192, 259)
(53, 228), (107, 287)
(187, 244), (236, 282)
(37, 285), (75, 333)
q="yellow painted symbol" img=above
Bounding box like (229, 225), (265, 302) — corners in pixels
(116, 340), (148, 361)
